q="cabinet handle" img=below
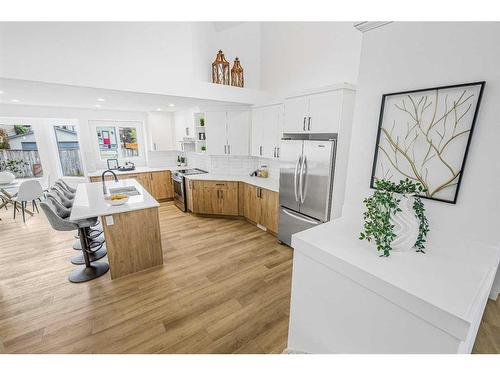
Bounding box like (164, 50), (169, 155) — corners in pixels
(220, 190), (223, 199)
(215, 183), (225, 186)
(273, 147), (276, 158)
(308, 117), (311, 131)
(277, 147), (280, 158)
(259, 145), (262, 156)
(228, 145), (231, 154)
(303, 117), (306, 131)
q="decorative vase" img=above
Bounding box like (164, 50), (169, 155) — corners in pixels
(0, 171), (15, 184)
(390, 193), (419, 251)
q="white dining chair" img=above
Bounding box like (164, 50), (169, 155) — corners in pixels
(12, 180), (44, 223)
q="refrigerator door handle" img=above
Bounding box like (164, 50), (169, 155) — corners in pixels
(299, 156), (307, 203)
(282, 207), (320, 225)
(294, 156), (302, 203)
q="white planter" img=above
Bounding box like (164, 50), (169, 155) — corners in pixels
(390, 194), (419, 251)
(0, 171), (15, 184)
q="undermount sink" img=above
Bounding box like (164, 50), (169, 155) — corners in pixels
(108, 186), (140, 196)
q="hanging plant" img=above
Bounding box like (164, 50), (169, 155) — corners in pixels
(359, 178), (429, 257)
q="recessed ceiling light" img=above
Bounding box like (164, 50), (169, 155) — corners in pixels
(95, 104), (102, 108)
(11, 99), (20, 103)
(168, 103), (175, 107)
(156, 108), (162, 111)
(97, 98), (105, 102)
(0, 90), (4, 94)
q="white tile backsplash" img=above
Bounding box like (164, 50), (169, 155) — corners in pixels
(181, 153), (281, 179)
(148, 151), (182, 168)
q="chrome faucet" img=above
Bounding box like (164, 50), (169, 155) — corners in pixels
(101, 169), (118, 195)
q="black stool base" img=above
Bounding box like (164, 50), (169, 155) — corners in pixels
(73, 233), (105, 250)
(70, 247), (107, 265)
(68, 262), (109, 283)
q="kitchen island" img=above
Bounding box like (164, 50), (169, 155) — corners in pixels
(70, 179), (163, 279)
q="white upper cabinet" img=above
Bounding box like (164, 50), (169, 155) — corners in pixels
(226, 111), (250, 156)
(284, 96), (309, 133)
(308, 90), (342, 133)
(284, 89), (345, 134)
(205, 110), (250, 155)
(251, 104), (284, 159)
(205, 111), (227, 155)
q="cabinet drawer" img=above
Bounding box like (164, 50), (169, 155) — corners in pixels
(195, 180), (238, 190)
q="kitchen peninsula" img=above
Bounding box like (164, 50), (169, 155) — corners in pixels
(70, 178), (163, 279)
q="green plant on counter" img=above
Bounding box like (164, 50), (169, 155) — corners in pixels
(201, 145), (206, 151)
(359, 178), (429, 257)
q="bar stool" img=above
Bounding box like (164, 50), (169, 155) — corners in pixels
(40, 198), (109, 283)
(45, 196), (107, 265)
(55, 179), (76, 194)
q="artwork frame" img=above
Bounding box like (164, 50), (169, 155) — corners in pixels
(370, 81), (485, 204)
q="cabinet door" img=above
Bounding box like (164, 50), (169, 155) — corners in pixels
(150, 171), (173, 201)
(261, 106), (278, 158)
(243, 183), (261, 223)
(219, 187), (239, 216)
(260, 188), (279, 233)
(226, 111), (250, 156)
(273, 105), (285, 158)
(284, 96), (309, 133)
(201, 189), (221, 214)
(307, 90), (342, 133)
(186, 178), (194, 212)
(205, 111), (228, 155)
(251, 107), (265, 157)
(191, 181), (204, 214)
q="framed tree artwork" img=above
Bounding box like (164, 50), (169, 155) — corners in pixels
(370, 81), (485, 204)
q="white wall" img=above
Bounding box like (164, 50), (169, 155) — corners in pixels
(343, 22), (500, 298)
(146, 112), (175, 151)
(260, 22), (362, 96)
(0, 103), (147, 177)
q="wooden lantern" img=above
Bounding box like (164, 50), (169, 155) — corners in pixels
(230, 57), (244, 88)
(211, 50), (230, 85)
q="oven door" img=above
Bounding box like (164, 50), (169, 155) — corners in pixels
(172, 175), (186, 211)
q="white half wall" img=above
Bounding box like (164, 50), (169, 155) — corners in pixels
(343, 22), (500, 298)
(260, 22), (362, 96)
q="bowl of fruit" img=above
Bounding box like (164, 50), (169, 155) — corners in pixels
(105, 193), (130, 206)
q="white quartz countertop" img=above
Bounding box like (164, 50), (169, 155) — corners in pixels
(70, 179), (160, 221)
(87, 166), (185, 177)
(185, 173), (279, 192)
(291, 216), (500, 340)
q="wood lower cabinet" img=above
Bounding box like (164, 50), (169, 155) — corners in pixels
(190, 180), (239, 216)
(243, 183), (279, 233)
(88, 170), (173, 202)
(187, 179), (279, 235)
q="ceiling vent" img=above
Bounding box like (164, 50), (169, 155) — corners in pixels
(353, 21), (392, 33)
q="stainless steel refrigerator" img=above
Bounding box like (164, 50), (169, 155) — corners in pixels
(278, 133), (337, 246)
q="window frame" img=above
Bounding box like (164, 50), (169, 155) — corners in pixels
(52, 124), (86, 178)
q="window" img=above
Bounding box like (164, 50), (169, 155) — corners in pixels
(53, 125), (84, 177)
(118, 127), (139, 157)
(95, 124), (141, 160)
(96, 126), (119, 160)
(0, 123), (44, 177)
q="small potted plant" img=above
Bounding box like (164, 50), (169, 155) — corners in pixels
(200, 118), (205, 127)
(0, 159), (28, 184)
(359, 178), (429, 257)
(201, 145), (206, 152)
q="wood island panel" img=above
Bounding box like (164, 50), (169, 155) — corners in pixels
(102, 206), (163, 279)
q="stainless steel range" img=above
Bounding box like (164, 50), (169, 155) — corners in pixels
(172, 168), (208, 211)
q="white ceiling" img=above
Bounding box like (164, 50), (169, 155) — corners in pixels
(0, 78), (242, 113)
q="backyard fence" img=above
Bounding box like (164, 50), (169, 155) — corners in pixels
(58, 149), (84, 177)
(0, 148), (83, 177)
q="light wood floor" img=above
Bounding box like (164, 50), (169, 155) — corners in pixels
(0, 202), (292, 353)
(0, 201), (498, 353)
